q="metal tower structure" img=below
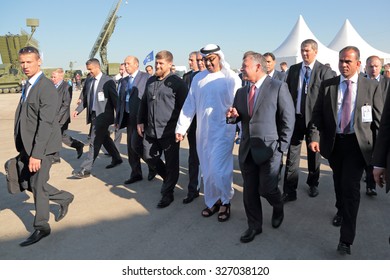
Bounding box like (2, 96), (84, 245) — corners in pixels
(89, 0), (123, 73)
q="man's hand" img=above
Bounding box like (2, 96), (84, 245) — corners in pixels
(308, 141), (320, 153)
(29, 157), (41, 173)
(226, 107), (239, 118)
(176, 133), (184, 143)
(137, 124), (144, 137)
(72, 111), (78, 118)
(373, 167), (386, 188)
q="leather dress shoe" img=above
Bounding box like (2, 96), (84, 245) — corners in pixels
(106, 159), (123, 169)
(72, 169), (91, 179)
(308, 186), (319, 197)
(337, 242), (351, 255)
(157, 194), (174, 208)
(332, 214), (343, 227)
(366, 188), (377, 196)
(272, 207), (284, 228)
(281, 193), (297, 203)
(20, 229), (51, 247)
(76, 145), (84, 159)
(240, 228), (262, 243)
(147, 169), (157, 181)
(124, 176), (143, 185)
(183, 191), (199, 204)
(56, 196), (74, 222)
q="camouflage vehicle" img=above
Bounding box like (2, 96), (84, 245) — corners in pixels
(0, 19), (39, 94)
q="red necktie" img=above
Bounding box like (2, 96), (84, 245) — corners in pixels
(248, 84), (256, 116)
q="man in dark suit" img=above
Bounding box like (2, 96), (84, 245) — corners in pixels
(308, 46), (382, 255)
(263, 52), (286, 82)
(72, 58), (122, 178)
(363, 55), (390, 196)
(181, 51), (201, 204)
(116, 56), (155, 184)
(15, 46), (74, 246)
(226, 51), (295, 243)
(137, 50), (188, 208)
(372, 84), (390, 190)
(50, 68), (84, 163)
(282, 39), (335, 201)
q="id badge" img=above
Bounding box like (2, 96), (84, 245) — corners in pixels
(125, 93), (130, 102)
(98, 91), (105, 102)
(361, 105), (372, 122)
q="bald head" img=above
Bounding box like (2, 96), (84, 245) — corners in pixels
(124, 56), (140, 75)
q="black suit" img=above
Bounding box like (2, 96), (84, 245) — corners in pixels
(138, 73), (188, 197)
(76, 74), (121, 171)
(309, 75), (381, 245)
(116, 71), (150, 179)
(283, 60), (335, 197)
(232, 77), (295, 230)
(14, 73), (73, 231)
(182, 70), (200, 194)
(53, 80), (84, 161)
(364, 75), (389, 190)
(372, 84), (390, 182)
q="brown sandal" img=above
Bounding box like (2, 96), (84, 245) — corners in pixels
(218, 203), (231, 222)
(201, 201), (221, 217)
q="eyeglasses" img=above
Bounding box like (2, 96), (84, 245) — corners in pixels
(18, 46), (40, 56)
(203, 55), (218, 63)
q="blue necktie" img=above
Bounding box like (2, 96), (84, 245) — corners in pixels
(125, 76), (133, 113)
(127, 76), (134, 91)
(21, 81), (30, 103)
(300, 66), (311, 114)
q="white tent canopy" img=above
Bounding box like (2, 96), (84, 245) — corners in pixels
(328, 19), (390, 72)
(273, 15), (339, 73)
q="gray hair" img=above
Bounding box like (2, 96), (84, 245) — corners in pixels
(243, 51), (267, 73)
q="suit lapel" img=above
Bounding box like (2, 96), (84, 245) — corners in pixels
(330, 76), (340, 122)
(354, 76), (366, 124)
(308, 61), (319, 89)
(290, 63), (301, 99)
(130, 73), (141, 96)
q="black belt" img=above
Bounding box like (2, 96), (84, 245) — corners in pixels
(335, 133), (355, 139)
(295, 113), (304, 118)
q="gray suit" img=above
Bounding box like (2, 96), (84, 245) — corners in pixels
(271, 70), (287, 82)
(232, 76), (295, 230)
(14, 73), (73, 231)
(116, 71), (150, 178)
(309, 75), (381, 244)
(76, 74), (121, 171)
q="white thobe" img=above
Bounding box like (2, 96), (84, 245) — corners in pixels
(176, 70), (242, 207)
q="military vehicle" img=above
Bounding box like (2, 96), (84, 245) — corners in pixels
(89, 0), (123, 75)
(0, 18), (39, 94)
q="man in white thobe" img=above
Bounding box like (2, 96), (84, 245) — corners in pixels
(176, 44), (242, 222)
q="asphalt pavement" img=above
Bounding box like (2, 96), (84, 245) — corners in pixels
(0, 91), (389, 260)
